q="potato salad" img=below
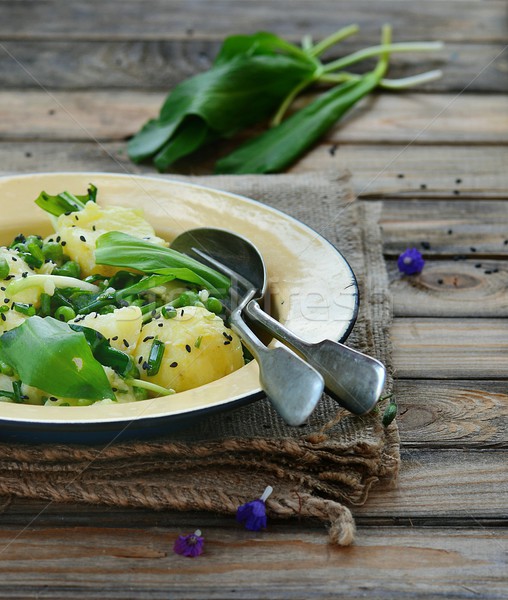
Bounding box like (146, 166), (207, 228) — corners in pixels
(0, 185), (244, 406)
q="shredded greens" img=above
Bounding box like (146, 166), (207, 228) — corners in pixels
(128, 24), (443, 173)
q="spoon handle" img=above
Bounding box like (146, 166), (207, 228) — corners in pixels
(229, 310), (324, 426)
(245, 300), (386, 415)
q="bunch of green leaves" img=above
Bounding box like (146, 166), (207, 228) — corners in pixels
(128, 24), (442, 174)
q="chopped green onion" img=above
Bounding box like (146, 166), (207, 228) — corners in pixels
(0, 256), (10, 279)
(194, 335), (203, 348)
(146, 339), (165, 376)
(39, 293), (51, 317)
(0, 305), (9, 314)
(52, 260), (80, 279)
(13, 302), (36, 317)
(125, 377), (174, 397)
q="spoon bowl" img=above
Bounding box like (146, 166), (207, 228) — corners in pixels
(172, 227), (387, 415)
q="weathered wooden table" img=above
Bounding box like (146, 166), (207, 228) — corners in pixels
(1, 1), (507, 597)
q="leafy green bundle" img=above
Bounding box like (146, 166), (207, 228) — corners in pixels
(128, 24), (442, 174)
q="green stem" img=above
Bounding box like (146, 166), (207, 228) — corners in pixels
(126, 378), (175, 396)
(309, 24), (359, 57)
(319, 68), (443, 89)
(271, 75), (319, 127)
(323, 40), (443, 73)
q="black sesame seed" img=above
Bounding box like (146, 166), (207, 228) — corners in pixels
(61, 241), (67, 246)
(180, 309), (184, 317)
(3, 298), (9, 303)
(143, 335), (154, 343)
(185, 344), (191, 353)
(11, 257), (17, 262)
(142, 361), (149, 370)
(111, 336), (118, 341)
(1, 313), (5, 322)
(22, 272), (28, 278)
(170, 361), (178, 368)
(74, 215), (79, 221)
(224, 340), (231, 345)
(123, 339), (129, 348)
(158, 322), (164, 328)
(92, 225), (96, 231)
(79, 235), (86, 242)
(138, 356), (143, 364)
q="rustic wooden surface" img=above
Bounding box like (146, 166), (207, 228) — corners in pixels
(0, 1), (507, 598)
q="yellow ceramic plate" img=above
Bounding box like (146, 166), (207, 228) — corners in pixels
(0, 173), (358, 442)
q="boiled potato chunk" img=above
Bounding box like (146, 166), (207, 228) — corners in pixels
(0, 247), (38, 334)
(70, 305), (143, 356)
(134, 306), (244, 393)
(53, 202), (167, 277)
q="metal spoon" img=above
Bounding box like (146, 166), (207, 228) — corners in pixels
(171, 228), (386, 415)
(172, 229), (325, 426)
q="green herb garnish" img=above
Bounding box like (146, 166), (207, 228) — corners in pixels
(128, 24), (442, 173)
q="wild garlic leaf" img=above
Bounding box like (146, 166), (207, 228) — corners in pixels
(128, 53), (316, 165)
(95, 232), (230, 295)
(214, 31), (317, 66)
(0, 316), (114, 401)
(34, 184), (97, 217)
(215, 72), (382, 174)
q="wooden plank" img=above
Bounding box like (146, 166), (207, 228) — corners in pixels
(388, 259), (508, 317)
(0, 523), (505, 599)
(382, 199), (508, 257)
(391, 318), (508, 379)
(394, 379), (508, 447)
(2, 91), (507, 144)
(357, 449), (508, 520)
(1, 142), (507, 199)
(293, 144), (508, 198)
(0, 40), (503, 92)
(1, 0), (505, 43)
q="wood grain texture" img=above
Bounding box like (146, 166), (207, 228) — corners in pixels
(2, 91), (507, 144)
(392, 318), (508, 378)
(388, 259), (508, 317)
(0, 40), (504, 92)
(2, 142), (508, 199)
(394, 379), (508, 447)
(1, 0), (506, 43)
(0, 522), (505, 599)
(382, 199), (508, 257)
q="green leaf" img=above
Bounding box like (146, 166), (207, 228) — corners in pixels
(215, 71), (382, 174)
(95, 232), (230, 296)
(127, 54), (316, 164)
(214, 31), (316, 66)
(0, 316), (114, 401)
(153, 116), (214, 171)
(34, 184), (97, 217)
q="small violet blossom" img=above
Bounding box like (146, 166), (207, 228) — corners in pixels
(236, 485), (273, 531)
(397, 247), (425, 275)
(173, 529), (204, 557)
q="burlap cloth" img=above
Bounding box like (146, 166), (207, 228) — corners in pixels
(0, 172), (399, 545)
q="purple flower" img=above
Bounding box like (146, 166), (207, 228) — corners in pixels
(173, 529), (204, 557)
(397, 247), (425, 275)
(236, 485), (273, 531)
